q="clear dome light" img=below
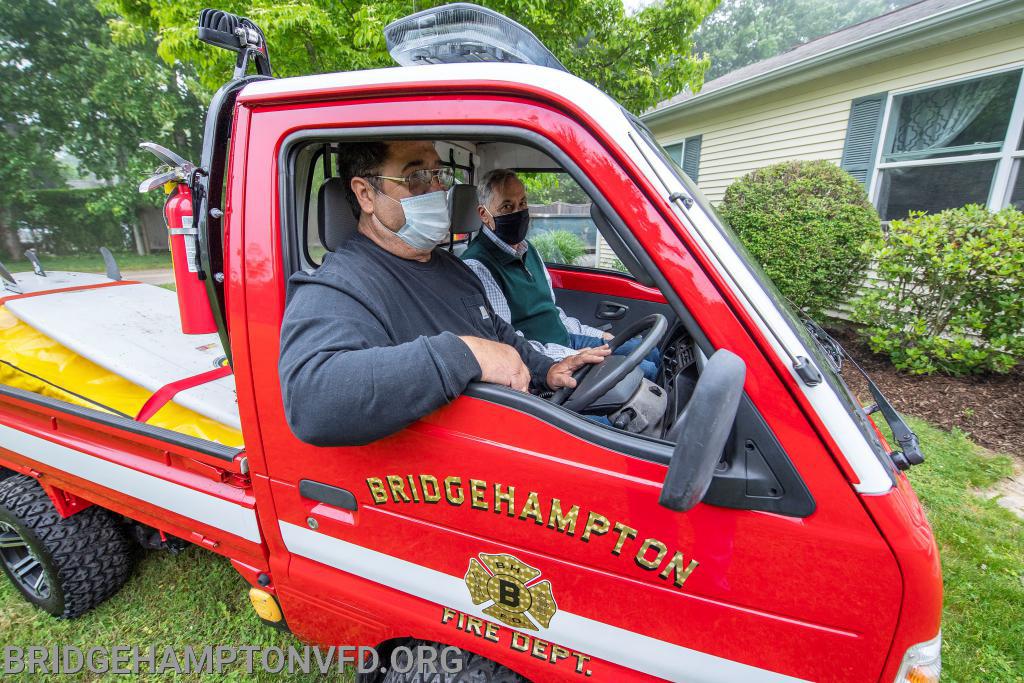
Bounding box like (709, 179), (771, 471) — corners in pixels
(384, 3), (568, 73)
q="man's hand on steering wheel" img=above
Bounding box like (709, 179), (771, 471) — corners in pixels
(551, 313), (668, 410)
(546, 345), (611, 390)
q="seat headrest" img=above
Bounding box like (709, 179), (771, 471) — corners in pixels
(318, 177), (359, 252)
(449, 183), (482, 234)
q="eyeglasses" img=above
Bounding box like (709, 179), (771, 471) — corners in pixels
(370, 167), (455, 195)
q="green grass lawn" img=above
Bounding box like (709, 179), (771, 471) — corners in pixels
(901, 418), (1023, 681)
(3, 251), (171, 274)
(0, 547), (341, 681)
(1, 419), (1021, 681)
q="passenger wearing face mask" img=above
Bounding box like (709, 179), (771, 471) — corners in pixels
(461, 169), (660, 381)
(279, 141), (609, 446)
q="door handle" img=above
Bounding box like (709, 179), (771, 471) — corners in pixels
(299, 480), (358, 511)
(596, 301), (628, 320)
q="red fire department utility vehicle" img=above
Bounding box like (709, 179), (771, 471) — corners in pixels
(0, 5), (942, 681)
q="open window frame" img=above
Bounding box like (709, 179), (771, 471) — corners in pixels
(277, 124), (813, 517)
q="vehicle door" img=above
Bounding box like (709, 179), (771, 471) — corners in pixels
(238, 92), (903, 682)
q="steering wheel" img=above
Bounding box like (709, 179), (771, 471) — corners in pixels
(551, 313), (668, 411)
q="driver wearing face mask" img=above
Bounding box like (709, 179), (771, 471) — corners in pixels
(279, 141), (609, 447)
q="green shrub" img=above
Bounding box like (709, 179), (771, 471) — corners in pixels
(532, 230), (586, 265)
(719, 160), (882, 317)
(852, 205), (1024, 375)
(606, 257), (629, 274)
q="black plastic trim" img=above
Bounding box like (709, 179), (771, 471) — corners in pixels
(302, 146), (327, 266)
(0, 384), (242, 462)
(703, 395), (816, 517)
(196, 73), (273, 366)
(299, 480), (358, 511)
(465, 384), (814, 516)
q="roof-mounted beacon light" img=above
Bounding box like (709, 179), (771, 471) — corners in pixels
(384, 2), (569, 73)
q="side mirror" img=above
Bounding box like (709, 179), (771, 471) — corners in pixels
(659, 349), (746, 512)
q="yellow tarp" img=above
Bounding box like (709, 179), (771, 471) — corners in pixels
(0, 306), (244, 448)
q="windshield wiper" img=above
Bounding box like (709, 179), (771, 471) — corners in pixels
(801, 315), (924, 471)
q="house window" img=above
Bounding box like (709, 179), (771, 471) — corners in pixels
(1009, 125), (1024, 209)
(873, 67), (1024, 220)
(663, 135), (702, 182)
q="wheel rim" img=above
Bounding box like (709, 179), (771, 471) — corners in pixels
(0, 521), (49, 600)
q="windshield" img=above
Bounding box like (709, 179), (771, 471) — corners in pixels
(627, 116), (895, 474)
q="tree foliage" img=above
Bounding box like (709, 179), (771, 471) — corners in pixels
(99, 0), (718, 113)
(518, 172), (590, 205)
(0, 0), (205, 258)
(694, 0), (915, 80)
(719, 160), (881, 317)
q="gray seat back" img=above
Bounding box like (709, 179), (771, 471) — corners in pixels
(318, 177), (359, 252)
(449, 183), (482, 235)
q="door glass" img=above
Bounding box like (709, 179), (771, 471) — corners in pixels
(876, 161), (997, 220)
(517, 172), (595, 266)
(884, 70), (1020, 162)
(306, 151), (328, 265)
(517, 172), (628, 273)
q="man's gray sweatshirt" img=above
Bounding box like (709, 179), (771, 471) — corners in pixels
(279, 233), (555, 446)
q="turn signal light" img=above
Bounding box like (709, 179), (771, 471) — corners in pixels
(895, 631), (941, 683)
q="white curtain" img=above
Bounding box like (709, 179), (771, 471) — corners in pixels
(893, 78), (1004, 155)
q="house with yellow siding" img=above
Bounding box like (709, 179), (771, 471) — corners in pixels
(643, 0), (1024, 219)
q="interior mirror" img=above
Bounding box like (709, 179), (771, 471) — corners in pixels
(659, 349), (746, 512)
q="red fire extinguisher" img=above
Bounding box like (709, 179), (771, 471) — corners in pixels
(164, 183), (217, 335)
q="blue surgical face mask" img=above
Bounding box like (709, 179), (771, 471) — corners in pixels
(376, 188), (451, 252)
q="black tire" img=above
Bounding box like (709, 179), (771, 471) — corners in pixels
(0, 467), (14, 481)
(380, 640), (529, 683)
(0, 475), (133, 618)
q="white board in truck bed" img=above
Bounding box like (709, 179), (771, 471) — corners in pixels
(4, 282), (240, 429)
(5, 270), (111, 294)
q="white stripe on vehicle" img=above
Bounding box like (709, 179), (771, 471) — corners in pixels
(0, 425), (261, 543)
(279, 521), (807, 683)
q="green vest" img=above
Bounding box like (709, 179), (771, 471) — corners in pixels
(462, 232), (571, 347)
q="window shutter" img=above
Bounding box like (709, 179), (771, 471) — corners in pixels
(840, 93), (887, 186)
(682, 135), (702, 182)
(665, 142), (684, 165)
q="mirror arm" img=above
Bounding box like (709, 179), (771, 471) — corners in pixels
(659, 349), (746, 512)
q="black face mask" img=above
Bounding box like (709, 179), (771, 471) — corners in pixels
(491, 208), (531, 245)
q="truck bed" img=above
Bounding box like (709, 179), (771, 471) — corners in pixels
(0, 383), (265, 570)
